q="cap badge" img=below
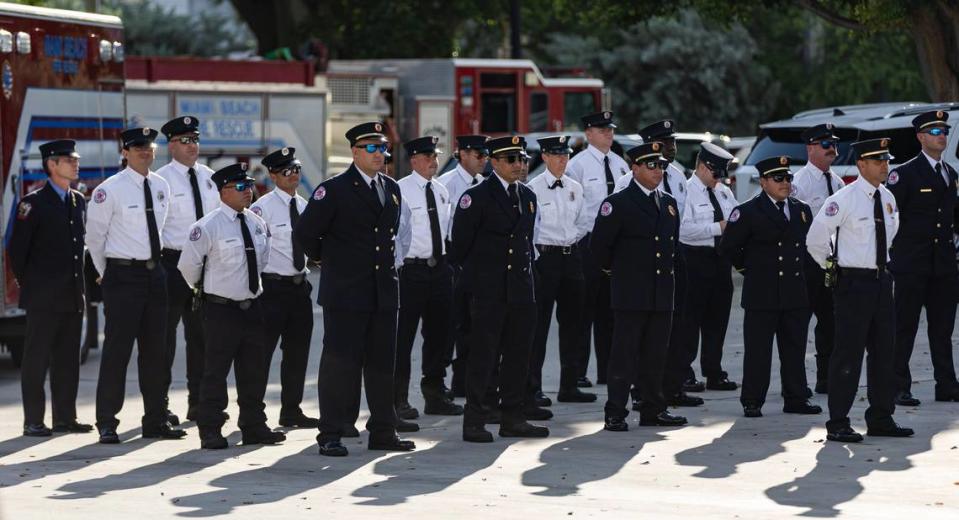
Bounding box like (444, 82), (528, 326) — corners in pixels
(511, 136), (520, 145)
(664, 121), (672, 129)
(183, 116), (191, 125)
(652, 142), (660, 151)
(937, 110), (944, 118)
(142, 127), (150, 135)
(780, 156), (788, 165)
(374, 123), (383, 132)
(282, 147), (289, 156)
(825, 123), (833, 130)
(432, 136), (438, 144)
(559, 136), (567, 143)
(880, 138), (889, 148)
(240, 163), (248, 171)
(603, 111), (611, 119)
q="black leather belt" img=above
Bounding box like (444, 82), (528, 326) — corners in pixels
(205, 294), (256, 310)
(536, 244), (578, 255)
(840, 266), (887, 278)
(262, 273), (306, 285)
(404, 257), (444, 267)
(107, 258), (158, 270)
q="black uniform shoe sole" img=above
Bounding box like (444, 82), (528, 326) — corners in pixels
(278, 418), (321, 428)
(604, 422), (629, 432)
(556, 393), (598, 403)
(743, 408), (763, 418)
(142, 430), (188, 440)
(463, 429), (494, 443)
(319, 443), (349, 456)
(683, 381), (706, 393)
(201, 438), (229, 450)
(499, 427), (549, 438)
(866, 428), (914, 438)
(895, 398), (921, 406)
(23, 429), (53, 437)
(368, 440), (416, 451)
(706, 382), (738, 391)
(934, 395), (959, 402)
(99, 434), (120, 444)
(639, 416), (688, 426)
(826, 432), (863, 443)
(396, 407), (420, 420)
(52, 423), (94, 433)
(242, 436), (286, 445)
(396, 421), (420, 433)
(783, 406), (823, 415)
(667, 395), (704, 407)
(424, 403), (465, 416)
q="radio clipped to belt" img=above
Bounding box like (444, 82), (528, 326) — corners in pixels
(191, 255), (207, 312)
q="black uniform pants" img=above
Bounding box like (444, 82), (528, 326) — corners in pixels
(197, 299), (268, 431)
(827, 270), (897, 430)
(892, 272), (959, 392)
(529, 248), (584, 395)
(160, 250), (205, 407)
(740, 308), (810, 407)
(662, 251), (689, 397)
(464, 300), (537, 427)
(580, 233), (613, 382)
(450, 268), (472, 390)
(316, 309), (398, 443)
(396, 262), (453, 400)
(804, 256), (836, 384)
(95, 262), (168, 431)
(681, 246), (733, 379)
(21, 310), (82, 425)
(261, 277), (314, 417)
(604, 310), (671, 419)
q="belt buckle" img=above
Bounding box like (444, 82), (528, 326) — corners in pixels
(239, 300), (252, 310)
(292, 275), (303, 285)
(145, 260), (156, 270)
(427, 257), (437, 267)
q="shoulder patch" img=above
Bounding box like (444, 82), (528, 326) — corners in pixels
(887, 171), (899, 185)
(600, 201), (613, 217)
(17, 202), (32, 220)
(189, 227), (202, 241)
(251, 206), (263, 216)
(728, 208), (740, 223)
(93, 189), (107, 203)
(313, 186), (326, 201)
(824, 201), (839, 217)
(459, 194), (472, 209)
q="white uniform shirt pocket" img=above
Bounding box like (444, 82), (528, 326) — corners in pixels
(218, 237), (243, 264)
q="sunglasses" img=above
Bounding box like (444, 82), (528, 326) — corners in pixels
(357, 143), (389, 154)
(230, 181), (254, 192)
(817, 140), (837, 149)
(925, 127), (949, 136)
(275, 165), (301, 177)
(499, 154), (529, 164)
(642, 160), (669, 170)
(174, 136), (200, 145)
(767, 172), (794, 183)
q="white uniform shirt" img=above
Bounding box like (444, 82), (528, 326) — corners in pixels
(613, 162), (687, 214)
(806, 176), (899, 269)
(437, 164), (479, 236)
(86, 167), (171, 276)
(155, 159), (219, 250)
(680, 174), (738, 247)
(791, 162), (846, 217)
(528, 172), (589, 246)
(250, 188), (308, 276)
(396, 172), (451, 261)
(566, 144), (630, 232)
(178, 203), (271, 301)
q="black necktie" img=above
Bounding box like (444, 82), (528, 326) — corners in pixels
(371, 179), (383, 209)
(604, 156), (614, 195)
(873, 191), (887, 268)
(824, 171), (834, 196)
(471, 176), (478, 186)
(549, 179), (563, 190)
(936, 162), (948, 188)
(237, 213), (260, 294)
(508, 183), (521, 214)
(425, 181), (443, 260)
(143, 178), (161, 261)
(776, 200), (788, 221)
(663, 174), (673, 195)
(289, 198), (305, 271)
(707, 187), (723, 248)
(650, 191), (660, 212)
(188, 167), (204, 221)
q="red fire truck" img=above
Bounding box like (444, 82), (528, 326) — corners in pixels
(0, 3), (124, 365)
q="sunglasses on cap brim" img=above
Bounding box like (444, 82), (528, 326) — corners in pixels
(924, 127), (950, 136)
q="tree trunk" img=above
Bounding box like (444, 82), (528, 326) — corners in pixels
(910, 1), (959, 102)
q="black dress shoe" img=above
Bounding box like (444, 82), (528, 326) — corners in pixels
(533, 391), (553, 407)
(743, 405), (763, 418)
(99, 428), (120, 444)
(815, 381), (828, 395)
(52, 420), (93, 433)
(604, 416), (628, 432)
(463, 425), (494, 443)
(867, 422), (914, 437)
(499, 421), (549, 438)
(369, 435), (416, 451)
(523, 405), (553, 421)
(23, 423), (52, 437)
(200, 429), (228, 450)
(667, 392), (704, 407)
(242, 427), (286, 445)
(485, 409), (501, 424)
(342, 425), (361, 438)
(639, 411), (687, 426)
(440, 384), (455, 402)
(683, 378), (706, 393)
(279, 413), (321, 428)
(895, 391), (921, 407)
(396, 418), (420, 433)
(934, 386), (959, 402)
(142, 423), (188, 440)
(826, 426), (863, 443)
(396, 401), (420, 420)
(424, 398), (464, 416)
(783, 401), (822, 415)
(706, 376), (738, 391)
(557, 388), (597, 403)
(166, 410), (180, 427)
(319, 440), (348, 456)
(576, 376), (593, 388)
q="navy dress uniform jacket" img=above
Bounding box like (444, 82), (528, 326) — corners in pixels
(449, 175), (537, 304)
(886, 154), (959, 276)
(719, 194), (811, 310)
(588, 181), (679, 312)
(8, 183), (86, 312)
(294, 164), (401, 311)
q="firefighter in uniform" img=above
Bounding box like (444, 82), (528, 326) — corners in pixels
(394, 136), (463, 418)
(719, 156), (822, 418)
(179, 163), (286, 449)
(251, 147), (319, 428)
(527, 135), (595, 406)
(591, 142), (687, 431)
(451, 135), (549, 443)
(791, 123), (846, 394)
(887, 110), (959, 406)
(566, 111), (630, 387)
(294, 122), (416, 457)
(87, 127), (186, 443)
(674, 143), (739, 392)
(155, 115), (220, 424)
(437, 134), (490, 397)
(807, 138), (913, 442)
(9, 139), (91, 436)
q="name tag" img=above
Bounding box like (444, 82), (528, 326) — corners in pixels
(411, 206), (423, 210)
(858, 217), (869, 221)
(275, 223), (288, 228)
(174, 193), (186, 198)
(698, 203), (710, 208)
(920, 188), (933, 193)
(126, 204), (140, 209)
(542, 201), (552, 206)
(222, 238), (239, 244)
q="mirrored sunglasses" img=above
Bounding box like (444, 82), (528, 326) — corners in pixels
(357, 143), (389, 154)
(926, 127), (949, 136)
(175, 136), (200, 145)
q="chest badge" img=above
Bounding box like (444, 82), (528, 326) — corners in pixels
(801, 210), (807, 223)
(17, 201), (31, 220)
(392, 193), (399, 206)
(529, 201), (535, 214)
(886, 202), (894, 215)
(667, 205), (676, 217)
